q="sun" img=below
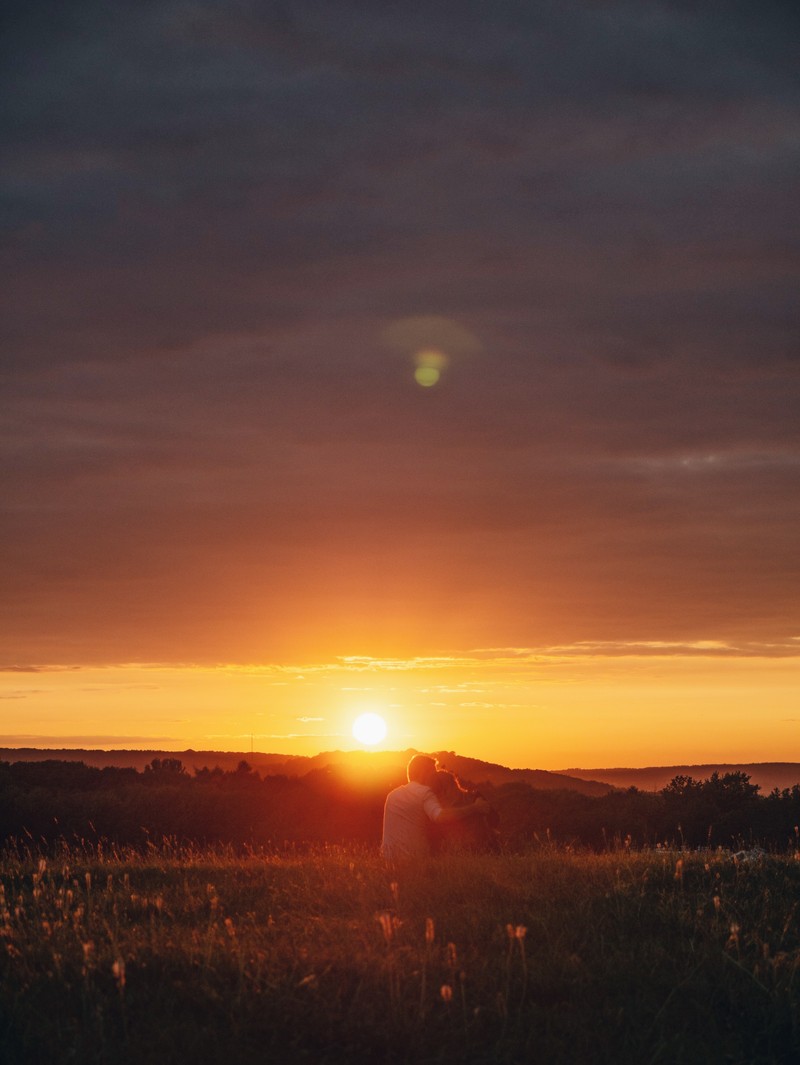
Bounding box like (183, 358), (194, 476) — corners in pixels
(352, 712), (388, 746)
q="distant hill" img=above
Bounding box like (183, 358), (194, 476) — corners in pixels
(0, 747), (308, 775)
(6, 749), (797, 795)
(0, 747), (611, 796)
(429, 751), (612, 796)
(561, 763), (800, 794)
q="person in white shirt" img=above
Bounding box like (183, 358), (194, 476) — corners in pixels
(381, 754), (491, 863)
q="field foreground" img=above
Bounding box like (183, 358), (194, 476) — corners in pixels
(1, 843), (798, 1064)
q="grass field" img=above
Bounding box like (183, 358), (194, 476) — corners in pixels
(1, 841), (798, 1064)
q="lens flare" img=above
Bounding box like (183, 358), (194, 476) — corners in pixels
(414, 348), (448, 388)
(414, 366), (440, 387)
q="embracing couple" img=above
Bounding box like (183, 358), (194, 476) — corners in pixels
(381, 754), (500, 864)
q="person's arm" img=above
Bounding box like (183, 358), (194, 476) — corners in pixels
(435, 797), (492, 824)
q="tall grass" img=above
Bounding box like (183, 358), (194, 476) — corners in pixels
(1, 841), (798, 1063)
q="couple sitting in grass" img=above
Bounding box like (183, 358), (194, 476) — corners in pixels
(381, 754), (500, 863)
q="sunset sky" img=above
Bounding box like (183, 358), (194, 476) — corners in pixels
(2, 1), (798, 770)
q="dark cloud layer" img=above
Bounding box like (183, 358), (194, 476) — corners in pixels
(2, 1), (798, 664)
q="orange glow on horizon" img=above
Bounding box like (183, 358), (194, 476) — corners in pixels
(1, 648), (798, 771)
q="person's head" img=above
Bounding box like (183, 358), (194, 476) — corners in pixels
(431, 768), (469, 804)
(406, 754), (438, 786)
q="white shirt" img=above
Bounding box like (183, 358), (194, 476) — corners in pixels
(381, 780), (443, 862)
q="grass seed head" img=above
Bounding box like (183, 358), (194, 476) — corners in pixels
(377, 911), (395, 943)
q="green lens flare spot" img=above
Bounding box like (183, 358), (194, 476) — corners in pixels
(414, 366), (441, 387)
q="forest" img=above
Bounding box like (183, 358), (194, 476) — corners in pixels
(2, 757), (800, 852)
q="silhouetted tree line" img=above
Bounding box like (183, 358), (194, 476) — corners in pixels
(1, 759), (799, 852)
(489, 772), (800, 851)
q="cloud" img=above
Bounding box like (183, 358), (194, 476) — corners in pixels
(471, 639), (800, 661)
(207, 731), (343, 741)
(1, 1), (797, 667)
(0, 735), (177, 746)
(0, 664), (81, 674)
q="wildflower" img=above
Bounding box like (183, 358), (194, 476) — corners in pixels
(713, 895), (721, 913)
(112, 957), (126, 992)
(440, 984), (453, 1002)
(377, 911), (397, 944)
(506, 923), (526, 941)
(425, 917), (435, 945)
